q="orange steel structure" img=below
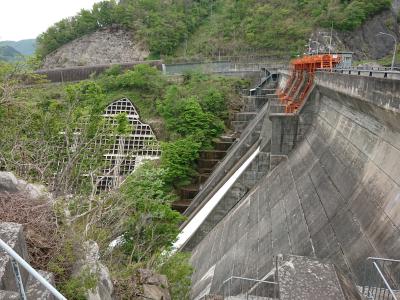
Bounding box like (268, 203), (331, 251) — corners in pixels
(278, 54), (341, 113)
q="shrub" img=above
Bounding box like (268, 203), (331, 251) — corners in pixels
(158, 252), (193, 300)
(120, 162), (184, 262)
(161, 137), (202, 187)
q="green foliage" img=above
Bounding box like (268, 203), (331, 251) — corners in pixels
(180, 0), (392, 58)
(60, 268), (98, 300)
(158, 252), (193, 300)
(36, 0), (216, 58)
(155, 72), (246, 185)
(159, 95), (224, 140)
(47, 237), (97, 299)
(161, 137), (202, 186)
(120, 162), (184, 262)
(115, 113), (132, 135)
(99, 64), (165, 95)
(0, 62), (247, 299)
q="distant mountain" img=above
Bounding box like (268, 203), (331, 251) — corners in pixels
(0, 45), (23, 62)
(0, 39), (36, 56)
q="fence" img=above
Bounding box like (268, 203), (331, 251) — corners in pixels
(36, 60), (163, 83)
(163, 61), (285, 76)
(361, 257), (400, 300)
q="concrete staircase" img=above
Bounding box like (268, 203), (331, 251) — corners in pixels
(173, 135), (236, 213)
(172, 81), (272, 214)
(0, 222), (55, 299)
(232, 95), (268, 135)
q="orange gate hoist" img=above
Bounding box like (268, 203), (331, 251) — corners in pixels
(277, 54), (341, 114)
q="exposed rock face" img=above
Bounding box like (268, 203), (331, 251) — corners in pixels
(138, 269), (171, 300)
(42, 27), (149, 69)
(339, 10), (398, 60)
(73, 240), (113, 300)
(310, 9), (399, 61)
(0, 172), (50, 200)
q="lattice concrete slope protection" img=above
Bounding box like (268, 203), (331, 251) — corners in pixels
(98, 98), (161, 190)
(189, 72), (400, 298)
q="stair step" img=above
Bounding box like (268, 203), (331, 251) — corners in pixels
(214, 141), (233, 151)
(234, 112), (256, 122)
(180, 187), (199, 199)
(200, 150), (227, 160)
(218, 135), (236, 143)
(197, 173), (211, 184)
(172, 199), (191, 213)
(232, 121), (248, 133)
(198, 159), (220, 169)
(198, 168), (215, 174)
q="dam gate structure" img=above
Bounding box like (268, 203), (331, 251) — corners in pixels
(175, 56), (400, 299)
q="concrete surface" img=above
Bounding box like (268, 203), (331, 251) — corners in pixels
(278, 255), (361, 300)
(189, 70), (400, 299)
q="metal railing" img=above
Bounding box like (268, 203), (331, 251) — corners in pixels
(362, 257), (400, 300)
(316, 67), (400, 80)
(0, 238), (67, 300)
(222, 276), (279, 299)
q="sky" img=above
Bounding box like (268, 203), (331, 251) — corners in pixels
(0, 0), (103, 41)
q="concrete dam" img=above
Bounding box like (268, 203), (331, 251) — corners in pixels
(176, 66), (400, 299)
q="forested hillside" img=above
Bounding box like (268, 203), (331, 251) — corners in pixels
(178, 0), (392, 57)
(36, 0), (215, 59)
(36, 0), (392, 60)
(0, 45), (22, 62)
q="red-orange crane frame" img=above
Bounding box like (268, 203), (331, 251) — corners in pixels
(278, 54), (341, 113)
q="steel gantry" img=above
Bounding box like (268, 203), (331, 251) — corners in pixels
(278, 54), (341, 113)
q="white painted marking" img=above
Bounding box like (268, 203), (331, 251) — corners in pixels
(173, 146), (261, 250)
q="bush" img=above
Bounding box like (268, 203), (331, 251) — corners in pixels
(158, 252), (193, 300)
(161, 137), (202, 187)
(120, 162), (184, 262)
(99, 64), (165, 96)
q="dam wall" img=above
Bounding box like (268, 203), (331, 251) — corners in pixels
(189, 71), (400, 298)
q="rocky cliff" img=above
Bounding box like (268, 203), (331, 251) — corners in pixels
(42, 27), (149, 69)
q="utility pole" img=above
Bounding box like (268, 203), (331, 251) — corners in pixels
(329, 22), (333, 54)
(377, 32), (397, 71)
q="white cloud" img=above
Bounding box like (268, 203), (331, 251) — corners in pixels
(0, 0), (103, 41)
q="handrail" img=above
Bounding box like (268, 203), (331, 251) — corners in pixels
(182, 101), (270, 219)
(222, 276), (277, 285)
(222, 275), (279, 299)
(368, 257), (400, 264)
(372, 262), (398, 300)
(0, 238), (67, 300)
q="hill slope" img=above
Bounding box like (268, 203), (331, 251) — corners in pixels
(0, 39), (36, 56)
(176, 0), (394, 59)
(36, 0), (397, 65)
(0, 45), (22, 62)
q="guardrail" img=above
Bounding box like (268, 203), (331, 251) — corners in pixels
(0, 238), (67, 300)
(317, 67), (400, 80)
(221, 276), (279, 299)
(362, 257), (400, 300)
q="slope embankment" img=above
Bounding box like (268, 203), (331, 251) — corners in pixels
(189, 70), (400, 298)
